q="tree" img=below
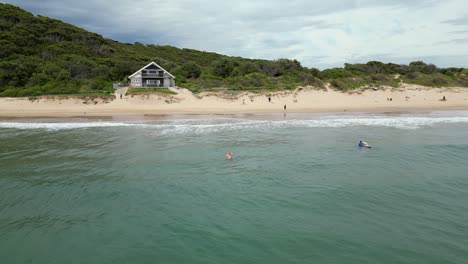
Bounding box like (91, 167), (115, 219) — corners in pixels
(276, 58), (302, 74)
(212, 58), (235, 77)
(409, 61), (437, 74)
(56, 69), (71, 81)
(181, 61), (201, 79)
(308, 68), (320, 77)
(0, 40), (18, 58)
(240, 62), (258, 75)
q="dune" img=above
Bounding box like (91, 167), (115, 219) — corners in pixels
(1, 85), (468, 117)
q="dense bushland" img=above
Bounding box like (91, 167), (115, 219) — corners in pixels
(1, 4), (467, 97)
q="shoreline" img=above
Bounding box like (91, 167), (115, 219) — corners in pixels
(1, 86), (468, 119)
(1, 107), (468, 120)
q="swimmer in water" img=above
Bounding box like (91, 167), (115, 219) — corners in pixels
(226, 152), (233, 160)
(358, 141), (371, 148)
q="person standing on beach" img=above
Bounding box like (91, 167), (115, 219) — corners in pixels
(268, 96), (271, 103)
(284, 104), (287, 111)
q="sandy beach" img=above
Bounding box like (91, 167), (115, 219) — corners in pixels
(1, 85), (468, 118)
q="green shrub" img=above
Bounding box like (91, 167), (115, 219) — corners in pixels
(212, 58), (235, 77)
(371, 74), (389, 81)
(330, 80), (344, 90)
(127, 88), (177, 95)
(432, 77), (448, 86)
(181, 61), (201, 79)
(319, 68), (354, 79)
(406, 72), (418, 79)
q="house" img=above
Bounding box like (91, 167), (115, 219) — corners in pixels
(128, 61), (176, 88)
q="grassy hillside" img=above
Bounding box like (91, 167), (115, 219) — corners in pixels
(1, 3), (467, 97)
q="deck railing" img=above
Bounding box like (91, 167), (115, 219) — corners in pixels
(142, 72), (164, 77)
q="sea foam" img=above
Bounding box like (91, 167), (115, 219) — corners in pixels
(2, 114), (468, 132)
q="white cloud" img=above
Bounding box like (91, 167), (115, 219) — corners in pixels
(4, 0), (468, 68)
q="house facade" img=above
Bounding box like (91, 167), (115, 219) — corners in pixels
(128, 62), (176, 88)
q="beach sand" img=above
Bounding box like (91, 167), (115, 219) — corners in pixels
(1, 85), (468, 118)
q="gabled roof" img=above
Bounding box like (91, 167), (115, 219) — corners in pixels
(128, 61), (176, 79)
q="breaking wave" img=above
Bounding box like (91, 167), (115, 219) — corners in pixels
(2, 114), (468, 133)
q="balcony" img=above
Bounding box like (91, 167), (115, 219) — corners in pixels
(142, 72), (164, 77)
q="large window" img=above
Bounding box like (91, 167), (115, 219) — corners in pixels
(146, 80), (158, 85)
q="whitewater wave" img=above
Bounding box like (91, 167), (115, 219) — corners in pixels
(2, 116), (468, 132)
(298, 116), (468, 129)
(0, 122), (148, 130)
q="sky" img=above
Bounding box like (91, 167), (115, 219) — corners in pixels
(4, 0), (468, 69)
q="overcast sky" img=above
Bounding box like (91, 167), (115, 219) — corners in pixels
(5, 0), (468, 69)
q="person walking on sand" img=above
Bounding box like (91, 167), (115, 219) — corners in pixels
(268, 96), (271, 103)
(284, 104), (287, 111)
(120, 94), (123, 99)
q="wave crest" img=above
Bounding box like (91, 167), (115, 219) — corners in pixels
(1, 115), (468, 132)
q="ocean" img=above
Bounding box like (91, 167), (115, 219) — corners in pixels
(1, 111), (468, 264)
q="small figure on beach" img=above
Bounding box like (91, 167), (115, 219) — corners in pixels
(225, 152), (233, 160)
(268, 96), (271, 103)
(120, 94), (123, 99)
(405, 96), (409, 101)
(243, 99), (245, 105)
(284, 104), (287, 111)
(442, 96), (446, 101)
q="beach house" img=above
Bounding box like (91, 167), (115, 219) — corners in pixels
(128, 62), (176, 88)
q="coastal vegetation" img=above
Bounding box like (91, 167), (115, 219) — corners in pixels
(127, 88), (178, 96)
(1, 3), (468, 97)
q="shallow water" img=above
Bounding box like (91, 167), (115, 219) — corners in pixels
(1, 111), (468, 263)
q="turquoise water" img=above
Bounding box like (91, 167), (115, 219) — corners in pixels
(1, 112), (468, 264)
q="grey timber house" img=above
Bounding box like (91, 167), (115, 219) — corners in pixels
(129, 62), (176, 88)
